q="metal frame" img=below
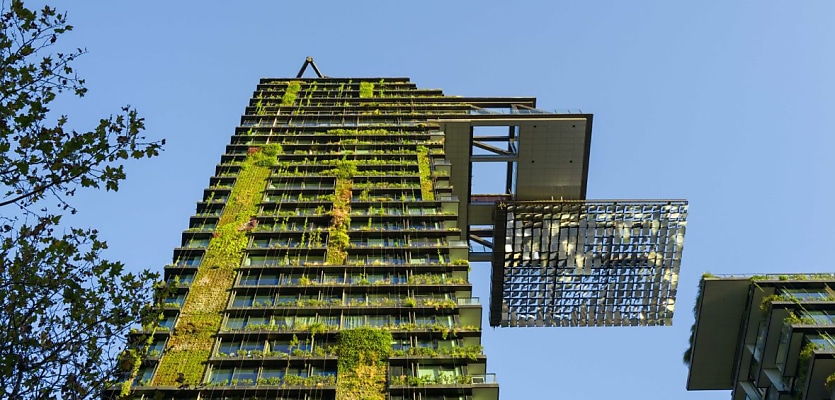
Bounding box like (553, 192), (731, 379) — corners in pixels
(489, 200), (688, 327)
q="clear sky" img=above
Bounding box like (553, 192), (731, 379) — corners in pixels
(50, 1), (835, 399)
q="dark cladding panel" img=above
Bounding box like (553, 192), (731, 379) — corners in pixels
(490, 200), (688, 327)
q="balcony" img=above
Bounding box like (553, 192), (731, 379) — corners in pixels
(686, 277), (752, 390)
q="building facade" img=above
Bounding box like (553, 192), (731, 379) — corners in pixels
(117, 77), (501, 400)
(686, 274), (835, 400)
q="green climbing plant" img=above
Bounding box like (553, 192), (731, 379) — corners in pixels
(795, 342), (817, 399)
(153, 145), (279, 386)
(282, 81), (302, 106)
(359, 82), (374, 98)
(324, 161), (356, 265)
(335, 328), (392, 400)
(416, 146), (434, 200)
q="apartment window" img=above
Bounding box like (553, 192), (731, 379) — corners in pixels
(159, 315), (176, 330)
(277, 294), (298, 306)
(189, 221), (216, 231)
(147, 338), (167, 357)
(417, 365), (463, 382)
(132, 366), (155, 386)
(224, 315), (271, 330)
(415, 315), (454, 328)
(392, 337), (412, 351)
(804, 311), (835, 325)
(218, 340), (264, 357)
(162, 294), (186, 308)
(807, 334), (835, 350)
(184, 238), (209, 248)
(240, 272), (280, 285)
(782, 288), (832, 301)
(232, 294), (254, 308)
(177, 256), (202, 266)
(209, 367), (257, 386)
(260, 368), (285, 384)
(323, 272), (344, 284)
(167, 273), (194, 286)
(311, 366), (337, 377)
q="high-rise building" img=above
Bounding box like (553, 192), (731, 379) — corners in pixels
(113, 59), (689, 400)
(685, 274), (835, 400)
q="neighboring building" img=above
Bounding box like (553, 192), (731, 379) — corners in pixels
(111, 59), (688, 400)
(686, 274), (835, 400)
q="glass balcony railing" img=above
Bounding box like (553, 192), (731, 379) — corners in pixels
(456, 297), (480, 306)
(471, 373), (498, 385)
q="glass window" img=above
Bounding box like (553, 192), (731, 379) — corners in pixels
(147, 338), (166, 356)
(311, 366), (336, 377)
(163, 294), (186, 307)
(232, 294), (254, 308)
(239, 273), (260, 286)
(225, 317), (245, 330)
(210, 368), (233, 385)
(343, 315), (364, 329)
(159, 316), (176, 330)
(259, 273), (279, 285)
(253, 294), (274, 307)
(804, 311), (835, 325)
(132, 366), (155, 386)
(232, 368), (258, 385)
(275, 316), (294, 328)
(270, 339), (293, 353)
(367, 316), (388, 327)
(277, 294), (297, 305)
(260, 368), (284, 384)
(178, 256), (202, 266)
(218, 341), (240, 357)
(808, 334), (835, 350)
(318, 315), (338, 328)
(782, 288), (831, 301)
(323, 272), (344, 284)
(392, 337), (411, 351)
(224, 315), (270, 330)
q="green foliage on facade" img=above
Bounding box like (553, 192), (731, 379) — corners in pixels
(281, 81), (302, 105)
(327, 178), (352, 265)
(321, 159), (359, 179)
(795, 342), (817, 399)
(391, 344), (483, 360)
(359, 82), (374, 98)
(336, 328), (392, 369)
(335, 328), (392, 400)
(153, 146), (276, 386)
(324, 160), (356, 265)
(416, 146), (434, 200)
(327, 128), (391, 135)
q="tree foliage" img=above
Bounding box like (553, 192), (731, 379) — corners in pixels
(0, 1), (165, 399)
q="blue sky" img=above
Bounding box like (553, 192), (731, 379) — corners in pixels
(51, 2), (835, 399)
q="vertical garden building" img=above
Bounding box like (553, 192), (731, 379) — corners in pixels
(117, 66), (688, 400)
(121, 77), (500, 400)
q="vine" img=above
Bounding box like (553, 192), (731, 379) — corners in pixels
(153, 145), (279, 386)
(335, 328), (392, 400)
(416, 146), (434, 200)
(359, 82), (374, 98)
(281, 81), (302, 106)
(324, 161), (356, 265)
(795, 342), (817, 399)
(117, 280), (176, 397)
(326, 128), (391, 136)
